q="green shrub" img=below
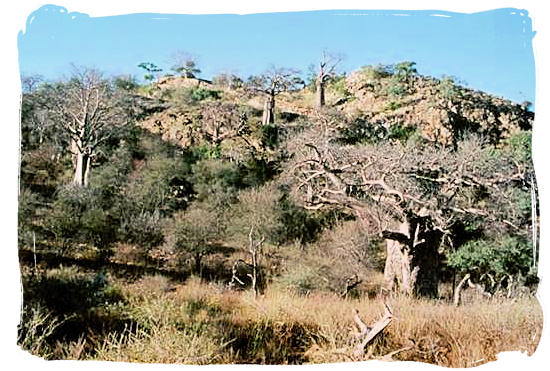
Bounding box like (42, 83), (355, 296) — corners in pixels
(447, 236), (534, 290)
(388, 123), (417, 142)
(386, 79), (406, 97)
(337, 118), (388, 145)
(190, 87), (221, 101)
(384, 101), (401, 111)
(261, 124), (279, 149)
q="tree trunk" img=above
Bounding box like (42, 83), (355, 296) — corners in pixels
(411, 229), (442, 298)
(250, 247), (258, 297)
(73, 151), (91, 187)
(261, 94), (275, 126)
(195, 253), (202, 277)
(382, 216), (442, 298)
(315, 78), (325, 108)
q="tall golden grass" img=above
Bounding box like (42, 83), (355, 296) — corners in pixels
(89, 275), (541, 367)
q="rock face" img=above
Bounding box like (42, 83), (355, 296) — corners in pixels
(344, 70), (533, 145)
(139, 107), (199, 147)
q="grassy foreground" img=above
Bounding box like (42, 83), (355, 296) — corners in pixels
(18, 267), (542, 367)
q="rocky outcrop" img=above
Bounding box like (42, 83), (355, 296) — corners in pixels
(344, 70), (533, 145)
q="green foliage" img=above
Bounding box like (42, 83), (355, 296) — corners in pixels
(190, 87), (221, 101)
(502, 130), (532, 164)
(238, 157), (279, 188)
(20, 146), (70, 197)
(191, 159), (242, 209)
(386, 78), (406, 97)
(393, 61), (417, 81)
(437, 76), (462, 100)
(138, 62), (162, 81)
(388, 123), (417, 142)
(122, 153), (193, 215)
(384, 101), (401, 111)
(275, 195), (323, 245)
(360, 64), (393, 80)
(261, 124), (279, 148)
(168, 206), (223, 273)
(45, 185), (117, 257)
(447, 236), (533, 280)
(168, 86), (222, 106)
(18, 188), (40, 229)
(328, 75), (351, 98)
(337, 118), (388, 145)
(89, 146), (133, 207)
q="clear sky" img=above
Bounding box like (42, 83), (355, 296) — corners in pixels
(17, 5), (535, 105)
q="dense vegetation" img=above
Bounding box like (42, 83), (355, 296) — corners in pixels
(18, 60), (540, 365)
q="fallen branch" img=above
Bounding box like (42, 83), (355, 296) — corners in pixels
(379, 346), (413, 361)
(352, 303), (394, 358)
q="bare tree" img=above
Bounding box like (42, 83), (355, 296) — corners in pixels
(169, 50), (201, 78)
(49, 67), (123, 187)
(315, 51), (343, 108)
(248, 67), (302, 126)
(21, 74), (43, 94)
(200, 102), (248, 147)
(286, 122), (533, 297)
(230, 184), (283, 297)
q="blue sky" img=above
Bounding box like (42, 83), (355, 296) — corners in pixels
(18, 5), (535, 104)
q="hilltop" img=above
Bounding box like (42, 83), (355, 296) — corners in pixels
(136, 66), (533, 149)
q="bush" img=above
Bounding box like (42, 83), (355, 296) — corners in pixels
(386, 79), (406, 97)
(119, 211), (165, 251)
(261, 124), (279, 148)
(274, 195), (323, 245)
(212, 73), (243, 89)
(360, 64), (393, 80)
(447, 236), (534, 292)
(388, 123), (417, 142)
(337, 118), (388, 145)
(113, 75), (139, 92)
(191, 159), (242, 208)
(384, 101), (401, 111)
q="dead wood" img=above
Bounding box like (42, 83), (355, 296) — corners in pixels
(352, 303), (394, 358)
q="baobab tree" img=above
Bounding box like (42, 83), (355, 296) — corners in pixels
(248, 67), (303, 126)
(314, 51), (343, 108)
(286, 122), (534, 297)
(49, 67), (124, 187)
(169, 51), (201, 78)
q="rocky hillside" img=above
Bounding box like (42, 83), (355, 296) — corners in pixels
(136, 67), (533, 148)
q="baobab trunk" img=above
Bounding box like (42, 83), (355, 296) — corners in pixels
(382, 217), (441, 298)
(73, 151), (91, 187)
(315, 77), (325, 108)
(383, 221), (416, 295)
(261, 94), (275, 126)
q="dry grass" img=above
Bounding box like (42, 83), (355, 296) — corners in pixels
(89, 275), (542, 367)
